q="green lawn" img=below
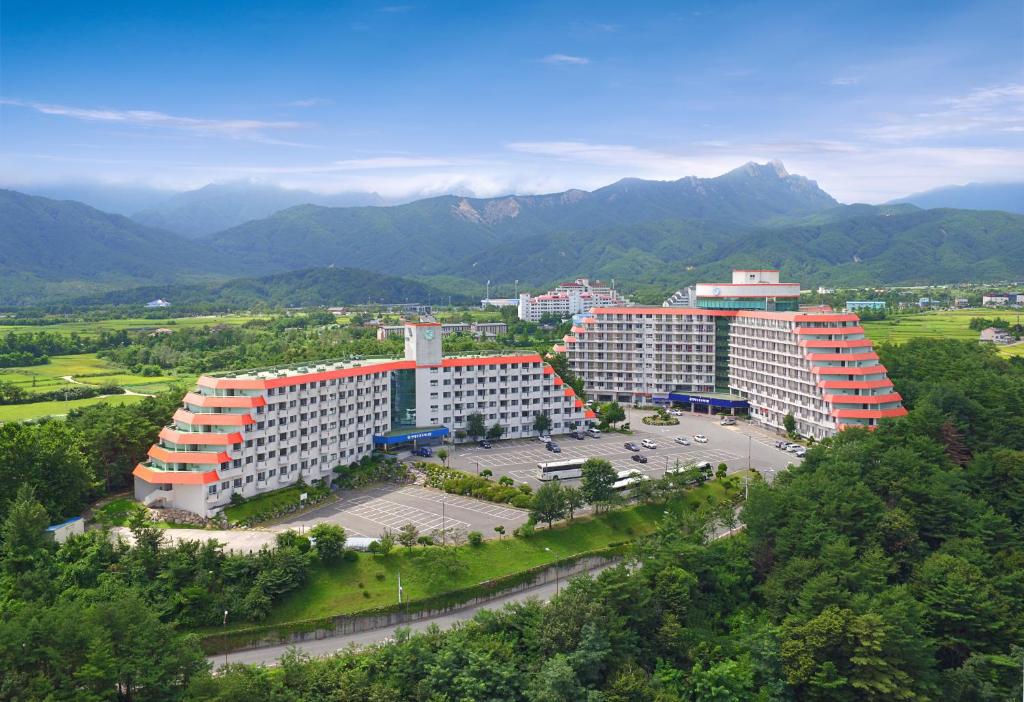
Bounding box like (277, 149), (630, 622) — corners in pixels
(223, 485), (319, 525)
(245, 478), (735, 628)
(0, 314), (267, 337)
(0, 393), (148, 422)
(92, 497), (138, 527)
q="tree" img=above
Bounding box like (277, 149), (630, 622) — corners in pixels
(526, 654), (586, 702)
(563, 487), (585, 519)
(580, 458), (618, 512)
(397, 522), (420, 551)
(716, 463), (728, 480)
(373, 529), (396, 556)
(600, 401), (626, 428)
(493, 525), (505, 539)
(436, 448), (449, 467)
(783, 412), (797, 436)
(486, 423), (505, 440)
(533, 412), (551, 435)
(0, 421), (93, 523)
(531, 482), (568, 528)
(309, 523), (346, 562)
(630, 478), (656, 503)
(466, 413), (486, 440)
(1, 484), (52, 598)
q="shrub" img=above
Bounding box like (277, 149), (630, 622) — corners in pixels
(513, 521), (536, 538)
(467, 531), (483, 546)
(342, 550), (358, 562)
(510, 494), (534, 509)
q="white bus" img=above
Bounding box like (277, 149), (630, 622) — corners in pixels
(537, 458), (586, 481)
(612, 469), (649, 491)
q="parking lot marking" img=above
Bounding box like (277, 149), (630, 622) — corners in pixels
(394, 486), (525, 520)
(343, 498), (470, 533)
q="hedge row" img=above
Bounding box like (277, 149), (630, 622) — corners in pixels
(418, 463), (534, 509)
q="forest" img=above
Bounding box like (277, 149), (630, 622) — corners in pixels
(0, 338), (1021, 700)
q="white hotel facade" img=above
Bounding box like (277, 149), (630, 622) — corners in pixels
(135, 323), (594, 516)
(559, 270), (906, 439)
(518, 278), (631, 322)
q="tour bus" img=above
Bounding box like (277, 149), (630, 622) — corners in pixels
(612, 469), (649, 491)
(537, 458), (586, 481)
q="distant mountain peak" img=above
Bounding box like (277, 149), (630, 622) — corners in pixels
(728, 160), (790, 179)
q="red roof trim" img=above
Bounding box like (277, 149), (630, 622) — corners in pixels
(133, 464), (220, 485)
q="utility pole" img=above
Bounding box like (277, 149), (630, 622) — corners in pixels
(397, 570), (403, 605)
(222, 610), (229, 669)
(747, 435), (752, 471)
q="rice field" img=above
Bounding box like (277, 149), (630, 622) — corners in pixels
(0, 313), (267, 337)
(861, 309), (1024, 359)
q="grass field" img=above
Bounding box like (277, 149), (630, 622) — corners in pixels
(0, 393), (148, 422)
(0, 314), (267, 337)
(862, 309), (1024, 359)
(238, 476), (738, 628)
(0, 353), (195, 423)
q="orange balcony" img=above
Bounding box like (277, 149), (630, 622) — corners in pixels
(823, 392), (903, 405)
(183, 392), (266, 409)
(148, 445), (230, 465)
(831, 407), (908, 419)
(133, 463), (220, 485)
(173, 409), (255, 426)
(158, 427), (243, 445)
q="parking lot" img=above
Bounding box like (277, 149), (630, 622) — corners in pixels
(450, 407), (800, 488)
(276, 483), (529, 539)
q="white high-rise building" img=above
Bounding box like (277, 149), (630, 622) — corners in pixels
(560, 270), (905, 439)
(135, 322), (594, 516)
(518, 278), (631, 322)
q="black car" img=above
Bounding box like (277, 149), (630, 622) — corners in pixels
(550, 444), (561, 453)
(546, 442), (560, 451)
(573, 432), (586, 440)
(631, 453), (648, 464)
(478, 440), (492, 449)
(624, 442), (640, 451)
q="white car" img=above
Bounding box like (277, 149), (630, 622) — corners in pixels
(674, 436), (691, 446)
(669, 409), (684, 416)
(793, 448), (807, 458)
(693, 434), (708, 443)
(538, 435), (552, 444)
(641, 439), (657, 449)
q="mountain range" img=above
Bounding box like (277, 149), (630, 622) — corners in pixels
(889, 182), (1024, 215)
(2, 162), (1022, 307)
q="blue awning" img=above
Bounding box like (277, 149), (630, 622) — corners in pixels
(667, 392), (749, 409)
(373, 426), (450, 446)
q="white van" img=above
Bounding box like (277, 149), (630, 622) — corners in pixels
(586, 427), (601, 438)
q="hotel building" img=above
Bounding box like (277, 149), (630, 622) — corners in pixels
(134, 322), (594, 516)
(560, 270), (906, 439)
(518, 278), (631, 322)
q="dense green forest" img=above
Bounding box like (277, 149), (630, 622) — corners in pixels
(0, 338), (1021, 700)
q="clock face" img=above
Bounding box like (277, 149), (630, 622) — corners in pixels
(424, 329), (435, 340)
(711, 287), (721, 296)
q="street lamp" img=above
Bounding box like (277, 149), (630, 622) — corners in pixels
(222, 610), (229, 669)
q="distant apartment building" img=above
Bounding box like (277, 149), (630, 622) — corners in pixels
(145, 299), (171, 308)
(663, 287), (696, 308)
(954, 298), (970, 309)
(518, 278), (631, 322)
(560, 269), (906, 439)
(845, 300), (886, 313)
(980, 327), (1015, 344)
(134, 322), (592, 516)
(376, 321), (506, 341)
(480, 298), (519, 309)
(983, 292), (1022, 307)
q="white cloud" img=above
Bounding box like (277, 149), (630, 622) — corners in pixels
(0, 98), (310, 146)
(829, 76), (861, 86)
(284, 98), (332, 107)
(542, 54), (590, 65)
(861, 83), (1024, 141)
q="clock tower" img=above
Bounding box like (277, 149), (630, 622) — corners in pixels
(404, 322), (442, 366)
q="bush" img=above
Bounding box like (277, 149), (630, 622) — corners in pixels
(342, 550), (358, 562)
(467, 531), (483, 546)
(510, 494), (534, 509)
(513, 521), (536, 538)
(331, 455), (410, 490)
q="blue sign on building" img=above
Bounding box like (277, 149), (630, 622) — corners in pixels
(667, 392), (748, 409)
(373, 426), (450, 446)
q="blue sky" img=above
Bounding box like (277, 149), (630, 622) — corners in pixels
(1, 0), (1022, 202)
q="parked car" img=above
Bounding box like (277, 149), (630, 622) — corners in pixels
(641, 439), (657, 449)
(674, 436), (691, 446)
(793, 448), (807, 458)
(550, 444), (562, 453)
(545, 441), (560, 451)
(786, 443), (803, 453)
(693, 434), (708, 443)
(586, 427), (601, 437)
(538, 435), (552, 444)
(775, 440), (789, 449)
(720, 417), (737, 426)
(669, 408), (684, 416)
(695, 461), (713, 471)
(631, 453), (649, 464)
(413, 447), (433, 457)
(624, 442), (640, 452)
(573, 432), (586, 440)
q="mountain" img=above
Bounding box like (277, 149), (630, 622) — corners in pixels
(205, 161), (839, 275)
(62, 266), (471, 309)
(11, 182), (176, 215)
(450, 204), (1024, 288)
(889, 182), (1024, 214)
(0, 189), (221, 305)
(132, 182), (385, 237)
